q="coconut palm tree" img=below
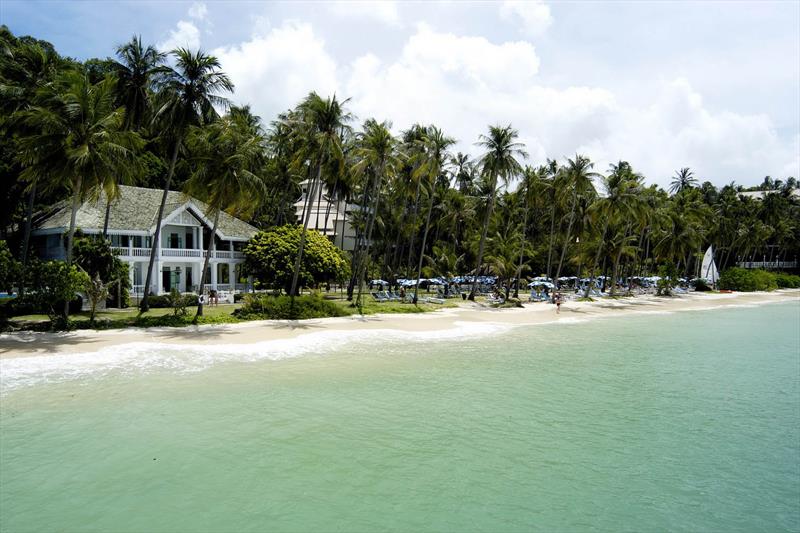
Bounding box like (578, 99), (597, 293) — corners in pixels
(140, 48), (233, 312)
(468, 125), (527, 300)
(553, 154), (598, 284)
(1, 38), (63, 268)
(350, 118), (399, 307)
(583, 161), (643, 297)
(17, 70), (142, 316)
(669, 167), (698, 194)
(410, 126), (455, 304)
(113, 35), (165, 131)
(184, 114), (266, 319)
(288, 92), (351, 298)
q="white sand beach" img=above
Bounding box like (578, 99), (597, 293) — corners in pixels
(1, 290), (797, 359)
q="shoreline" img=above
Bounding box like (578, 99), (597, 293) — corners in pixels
(1, 290), (798, 360)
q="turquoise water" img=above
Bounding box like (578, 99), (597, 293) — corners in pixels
(1, 303), (799, 532)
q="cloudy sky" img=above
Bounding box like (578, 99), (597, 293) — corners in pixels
(3, 0), (799, 188)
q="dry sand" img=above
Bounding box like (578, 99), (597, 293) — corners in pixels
(1, 290), (797, 359)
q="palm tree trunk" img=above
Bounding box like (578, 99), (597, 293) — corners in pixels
(102, 198), (112, 239)
(195, 210), (220, 320)
(413, 188), (435, 304)
(20, 181), (37, 270)
(290, 161), (323, 298)
(584, 220), (609, 298)
(348, 175), (375, 301)
(141, 138), (181, 313)
(323, 178), (338, 237)
(609, 235), (627, 297)
(554, 192), (577, 284)
(355, 168), (386, 309)
(314, 175), (325, 231)
(338, 196), (348, 250)
(514, 205), (529, 298)
(63, 175), (83, 317)
(469, 179), (497, 300)
(406, 177), (423, 276)
(546, 195), (557, 278)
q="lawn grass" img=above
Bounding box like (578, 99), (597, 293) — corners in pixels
(1, 293), (460, 332)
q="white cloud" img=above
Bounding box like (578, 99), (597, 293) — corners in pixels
(214, 21), (339, 119)
(158, 20), (201, 51)
(210, 20), (798, 187)
(500, 0), (553, 37)
(327, 1), (401, 27)
(188, 2), (208, 20)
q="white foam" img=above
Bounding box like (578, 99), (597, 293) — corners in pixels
(0, 320), (512, 394)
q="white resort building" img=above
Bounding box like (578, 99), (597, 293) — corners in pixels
(294, 179), (359, 251)
(31, 185), (258, 295)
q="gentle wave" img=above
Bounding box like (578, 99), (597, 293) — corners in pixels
(0, 321), (512, 393)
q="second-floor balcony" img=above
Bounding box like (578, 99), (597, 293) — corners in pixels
(112, 246), (245, 260)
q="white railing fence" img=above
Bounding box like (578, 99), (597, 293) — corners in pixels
(112, 247), (244, 259)
(737, 261), (798, 269)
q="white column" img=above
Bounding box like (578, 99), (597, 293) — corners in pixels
(153, 260), (162, 294)
(229, 263), (235, 287)
(210, 262), (218, 289)
(129, 262), (136, 292)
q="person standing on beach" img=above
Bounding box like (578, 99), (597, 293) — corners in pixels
(556, 292), (563, 314)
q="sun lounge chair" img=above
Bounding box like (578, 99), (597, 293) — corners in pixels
(371, 292), (388, 302)
(424, 297), (445, 304)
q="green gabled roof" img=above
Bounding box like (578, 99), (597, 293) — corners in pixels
(34, 185), (259, 240)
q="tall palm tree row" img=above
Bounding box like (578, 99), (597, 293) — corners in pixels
(4, 26), (799, 307)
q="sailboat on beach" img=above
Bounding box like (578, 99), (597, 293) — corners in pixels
(701, 246), (720, 287)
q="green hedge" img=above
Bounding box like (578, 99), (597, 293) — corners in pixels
(718, 268), (778, 292)
(775, 273), (800, 288)
(147, 293), (199, 308)
(234, 294), (346, 320)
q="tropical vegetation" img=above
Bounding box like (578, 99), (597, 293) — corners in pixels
(1, 26), (798, 329)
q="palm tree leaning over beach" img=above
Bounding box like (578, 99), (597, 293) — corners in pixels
(17, 70), (141, 316)
(140, 48), (233, 312)
(184, 113), (266, 319)
(289, 92), (351, 298)
(469, 125), (527, 300)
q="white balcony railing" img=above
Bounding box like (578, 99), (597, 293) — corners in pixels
(112, 247), (244, 260)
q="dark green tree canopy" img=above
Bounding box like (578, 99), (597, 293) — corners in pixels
(244, 225), (350, 293)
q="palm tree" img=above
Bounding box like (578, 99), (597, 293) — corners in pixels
(140, 48), (233, 312)
(184, 114), (266, 318)
(289, 92), (351, 298)
(669, 167), (698, 194)
(1, 38), (63, 268)
(553, 154), (598, 284)
(449, 152), (475, 193)
(583, 161), (642, 297)
(411, 126), (455, 304)
(17, 70), (141, 316)
(113, 35), (165, 130)
(468, 125), (526, 300)
(350, 118), (399, 307)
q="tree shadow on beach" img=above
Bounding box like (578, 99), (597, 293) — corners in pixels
(151, 325), (234, 341)
(272, 320), (323, 331)
(0, 332), (107, 355)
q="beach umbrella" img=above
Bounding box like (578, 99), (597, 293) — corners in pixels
(371, 279), (389, 285)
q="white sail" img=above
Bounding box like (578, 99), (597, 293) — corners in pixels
(701, 246), (719, 285)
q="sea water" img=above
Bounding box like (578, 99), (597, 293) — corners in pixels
(1, 302), (798, 532)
